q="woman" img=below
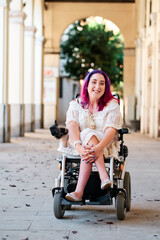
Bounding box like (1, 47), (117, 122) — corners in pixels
(59, 69), (123, 202)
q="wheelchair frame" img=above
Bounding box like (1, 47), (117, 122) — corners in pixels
(50, 124), (131, 221)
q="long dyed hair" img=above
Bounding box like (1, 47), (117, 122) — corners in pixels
(80, 69), (114, 111)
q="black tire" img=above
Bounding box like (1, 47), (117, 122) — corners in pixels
(124, 171), (131, 211)
(116, 192), (126, 220)
(54, 192), (65, 219)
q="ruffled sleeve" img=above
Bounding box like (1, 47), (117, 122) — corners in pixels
(103, 100), (123, 132)
(65, 100), (80, 127)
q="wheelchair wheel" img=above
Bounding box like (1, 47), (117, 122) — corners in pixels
(65, 205), (72, 210)
(124, 171), (131, 211)
(116, 192), (126, 220)
(54, 192), (65, 219)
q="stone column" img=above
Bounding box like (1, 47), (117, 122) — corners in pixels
(24, 26), (36, 132)
(34, 0), (44, 129)
(140, 28), (149, 135)
(34, 36), (44, 128)
(149, 12), (159, 138)
(8, 0), (26, 137)
(135, 38), (142, 121)
(0, 0), (11, 142)
(23, 0), (36, 132)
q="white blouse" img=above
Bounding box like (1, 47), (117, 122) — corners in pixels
(58, 98), (123, 158)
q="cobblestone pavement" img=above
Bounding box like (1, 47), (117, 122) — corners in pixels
(0, 129), (160, 240)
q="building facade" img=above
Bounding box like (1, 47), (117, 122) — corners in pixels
(0, 0), (160, 142)
(0, 0), (44, 142)
(135, 0), (160, 138)
(44, 0), (136, 126)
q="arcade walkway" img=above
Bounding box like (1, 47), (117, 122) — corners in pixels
(0, 129), (160, 240)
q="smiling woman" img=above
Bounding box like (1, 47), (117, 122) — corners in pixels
(87, 73), (106, 104)
(80, 70), (114, 111)
(57, 69), (123, 202)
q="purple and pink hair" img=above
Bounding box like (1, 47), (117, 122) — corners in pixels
(80, 69), (114, 111)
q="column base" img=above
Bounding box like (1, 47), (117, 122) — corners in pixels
(10, 104), (24, 138)
(35, 104), (43, 129)
(25, 104), (35, 132)
(0, 104), (10, 143)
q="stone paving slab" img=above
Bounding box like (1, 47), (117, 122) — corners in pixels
(1, 230), (69, 240)
(0, 129), (160, 240)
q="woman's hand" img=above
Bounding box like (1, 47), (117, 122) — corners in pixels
(82, 128), (116, 163)
(81, 144), (102, 163)
(75, 144), (87, 156)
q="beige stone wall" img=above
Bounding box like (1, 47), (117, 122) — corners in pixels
(0, 0), (44, 142)
(44, 2), (136, 49)
(44, 2), (137, 126)
(135, 0), (160, 138)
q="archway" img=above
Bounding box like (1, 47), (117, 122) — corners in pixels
(58, 16), (124, 122)
(43, 1), (136, 127)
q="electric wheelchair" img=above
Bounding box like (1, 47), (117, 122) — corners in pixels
(50, 96), (131, 221)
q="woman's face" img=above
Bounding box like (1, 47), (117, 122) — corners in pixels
(87, 73), (105, 101)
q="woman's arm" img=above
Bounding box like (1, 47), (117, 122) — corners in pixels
(67, 121), (84, 155)
(67, 121), (80, 143)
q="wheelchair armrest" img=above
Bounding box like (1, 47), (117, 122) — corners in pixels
(50, 125), (68, 139)
(118, 128), (130, 135)
(118, 128), (130, 142)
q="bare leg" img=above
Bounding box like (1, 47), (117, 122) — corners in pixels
(69, 135), (109, 199)
(87, 136), (109, 183)
(74, 159), (92, 199)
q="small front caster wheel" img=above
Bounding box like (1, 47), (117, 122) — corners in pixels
(53, 192), (65, 219)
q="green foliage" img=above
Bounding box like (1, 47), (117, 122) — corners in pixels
(60, 19), (124, 86)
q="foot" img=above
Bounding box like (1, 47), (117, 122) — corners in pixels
(101, 179), (112, 190)
(65, 192), (82, 202)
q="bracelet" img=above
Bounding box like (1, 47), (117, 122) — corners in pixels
(73, 140), (82, 148)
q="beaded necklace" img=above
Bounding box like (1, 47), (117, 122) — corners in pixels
(88, 104), (98, 129)
(89, 114), (96, 129)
